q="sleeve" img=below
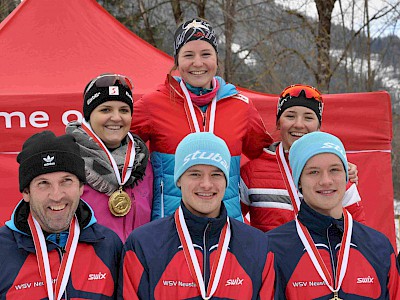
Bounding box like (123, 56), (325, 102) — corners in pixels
(240, 164), (252, 207)
(240, 163), (252, 220)
(387, 249), (400, 299)
(242, 98), (273, 160)
(259, 251), (275, 300)
(145, 160), (154, 210)
(119, 237), (149, 300)
(131, 95), (152, 143)
(343, 183), (366, 224)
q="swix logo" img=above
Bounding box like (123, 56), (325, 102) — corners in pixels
(88, 272), (107, 281)
(357, 276), (374, 284)
(233, 93), (249, 103)
(42, 155), (55, 167)
(86, 92), (100, 105)
(225, 277), (244, 286)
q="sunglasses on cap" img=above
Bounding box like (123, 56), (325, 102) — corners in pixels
(84, 74), (133, 97)
(279, 84), (322, 101)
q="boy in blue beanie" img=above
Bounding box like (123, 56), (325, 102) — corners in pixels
(266, 131), (399, 299)
(120, 132), (275, 299)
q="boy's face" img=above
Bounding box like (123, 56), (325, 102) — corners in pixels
(299, 153), (346, 219)
(177, 164), (226, 218)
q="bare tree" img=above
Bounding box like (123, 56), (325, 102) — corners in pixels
(364, 0), (374, 91)
(138, 0), (157, 46)
(222, 0), (237, 82)
(170, 0), (183, 24)
(196, 0), (207, 18)
(314, 0), (336, 91)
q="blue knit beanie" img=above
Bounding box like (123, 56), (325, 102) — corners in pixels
(174, 132), (230, 187)
(289, 132), (348, 190)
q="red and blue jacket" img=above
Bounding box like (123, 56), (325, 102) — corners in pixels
(266, 202), (400, 299)
(119, 203), (275, 299)
(131, 75), (272, 221)
(0, 200), (122, 299)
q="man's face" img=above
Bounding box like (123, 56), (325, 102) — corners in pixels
(299, 153), (346, 219)
(23, 171), (83, 233)
(177, 164), (226, 218)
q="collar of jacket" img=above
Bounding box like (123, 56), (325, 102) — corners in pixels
(297, 201), (344, 236)
(180, 200), (228, 244)
(5, 200), (103, 253)
(164, 74), (239, 102)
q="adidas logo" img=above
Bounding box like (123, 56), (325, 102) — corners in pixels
(43, 155), (55, 167)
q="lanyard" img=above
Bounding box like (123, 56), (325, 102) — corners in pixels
(180, 79), (217, 133)
(28, 214), (80, 300)
(275, 142), (301, 214)
(174, 207), (231, 299)
(81, 120), (135, 186)
(295, 209), (353, 293)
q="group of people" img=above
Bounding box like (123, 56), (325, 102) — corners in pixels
(0, 17), (398, 300)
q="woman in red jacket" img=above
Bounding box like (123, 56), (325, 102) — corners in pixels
(131, 18), (272, 222)
(240, 84), (365, 232)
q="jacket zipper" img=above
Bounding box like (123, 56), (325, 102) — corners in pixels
(203, 222), (211, 289)
(57, 247), (68, 300)
(160, 180), (164, 218)
(326, 224), (337, 286)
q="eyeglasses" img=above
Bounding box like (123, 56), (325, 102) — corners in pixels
(279, 84), (322, 102)
(84, 74), (133, 97)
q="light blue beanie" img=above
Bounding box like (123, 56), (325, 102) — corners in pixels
(289, 131), (348, 190)
(174, 132), (231, 187)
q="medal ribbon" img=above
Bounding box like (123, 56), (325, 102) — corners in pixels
(174, 207), (231, 299)
(81, 120), (135, 186)
(28, 214), (80, 300)
(180, 79), (217, 133)
(275, 142), (301, 214)
(295, 208), (353, 293)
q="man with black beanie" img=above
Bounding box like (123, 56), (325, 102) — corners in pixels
(0, 130), (122, 299)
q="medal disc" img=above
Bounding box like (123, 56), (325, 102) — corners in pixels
(108, 189), (131, 216)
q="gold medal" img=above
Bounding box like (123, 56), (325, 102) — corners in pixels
(330, 292), (342, 300)
(108, 187), (131, 217)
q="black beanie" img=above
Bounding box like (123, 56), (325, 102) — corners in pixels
(276, 90), (323, 124)
(17, 131), (86, 192)
(83, 76), (133, 121)
(173, 18), (218, 64)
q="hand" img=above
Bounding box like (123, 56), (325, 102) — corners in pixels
(348, 162), (358, 185)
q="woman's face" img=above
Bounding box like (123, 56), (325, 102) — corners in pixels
(277, 106), (320, 151)
(89, 101), (132, 148)
(177, 40), (217, 89)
